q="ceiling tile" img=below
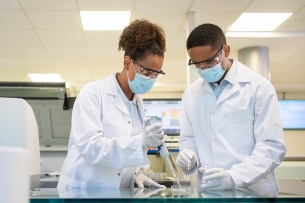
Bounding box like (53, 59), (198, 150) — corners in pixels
(273, 75), (305, 83)
(61, 74), (92, 82)
(196, 12), (242, 31)
(0, 57), (18, 66)
(52, 57), (89, 66)
(45, 46), (87, 57)
(0, 47), (8, 57)
(276, 13), (305, 31)
(57, 67), (91, 75)
(0, 30), (40, 45)
(26, 11), (82, 30)
(135, 0), (191, 12)
(19, 0), (77, 10)
(0, 66), (25, 73)
(284, 65), (305, 76)
(22, 66), (58, 73)
(89, 57), (123, 68)
(13, 57), (53, 66)
(191, 0), (251, 12)
(227, 38), (305, 65)
(245, 0), (305, 12)
(36, 30), (84, 45)
(0, 74), (31, 82)
(91, 67), (118, 76)
(92, 74), (111, 81)
(0, 11), (32, 29)
(77, 0), (133, 11)
(134, 12), (185, 31)
(1, 45), (48, 57)
(162, 57), (187, 75)
(287, 45), (305, 58)
(0, 0), (20, 9)
(169, 30), (187, 47)
(165, 45), (186, 58)
(87, 46), (123, 58)
(84, 31), (121, 46)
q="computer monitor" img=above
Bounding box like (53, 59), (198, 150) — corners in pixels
(143, 99), (182, 135)
(278, 100), (305, 129)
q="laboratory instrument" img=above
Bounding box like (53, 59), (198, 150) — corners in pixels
(157, 145), (182, 188)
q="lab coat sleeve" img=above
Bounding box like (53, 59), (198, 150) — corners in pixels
(71, 86), (148, 169)
(179, 91), (201, 175)
(227, 83), (286, 188)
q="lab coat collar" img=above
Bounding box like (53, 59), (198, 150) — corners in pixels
(105, 73), (130, 116)
(105, 73), (145, 119)
(214, 60), (253, 107)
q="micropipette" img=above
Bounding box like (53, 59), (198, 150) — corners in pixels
(157, 145), (182, 188)
(144, 119), (182, 188)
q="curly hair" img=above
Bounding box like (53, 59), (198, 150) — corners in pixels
(187, 23), (226, 51)
(118, 19), (166, 60)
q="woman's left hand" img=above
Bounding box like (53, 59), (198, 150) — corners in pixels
(134, 170), (166, 189)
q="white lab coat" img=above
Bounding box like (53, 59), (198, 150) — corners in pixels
(58, 73), (149, 188)
(179, 60), (286, 191)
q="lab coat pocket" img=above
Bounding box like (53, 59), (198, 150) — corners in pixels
(229, 108), (254, 145)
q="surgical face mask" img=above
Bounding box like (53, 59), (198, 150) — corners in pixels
(197, 63), (225, 83)
(127, 63), (155, 94)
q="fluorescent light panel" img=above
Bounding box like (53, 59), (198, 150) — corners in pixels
(80, 11), (130, 30)
(28, 74), (62, 82)
(229, 13), (292, 31)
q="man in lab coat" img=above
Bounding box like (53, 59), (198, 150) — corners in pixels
(176, 23), (286, 191)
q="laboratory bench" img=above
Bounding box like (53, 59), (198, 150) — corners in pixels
(30, 186), (305, 203)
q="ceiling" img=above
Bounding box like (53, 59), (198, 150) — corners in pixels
(0, 0), (305, 96)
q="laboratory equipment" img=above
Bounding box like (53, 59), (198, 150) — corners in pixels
(0, 98), (41, 190)
(278, 100), (305, 129)
(157, 145), (182, 188)
(143, 99), (182, 135)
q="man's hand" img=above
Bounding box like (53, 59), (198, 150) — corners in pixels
(176, 149), (197, 170)
(200, 168), (235, 191)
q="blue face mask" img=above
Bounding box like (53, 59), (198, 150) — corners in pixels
(197, 63), (225, 82)
(127, 64), (155, 94)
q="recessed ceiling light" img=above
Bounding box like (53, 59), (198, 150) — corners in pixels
(28, 74), (63, 82)
(80, 11), (130, 30)
(229, 13), (292, 31)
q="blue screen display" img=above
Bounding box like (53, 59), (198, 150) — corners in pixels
(278, 100), (305, 129)
(143, 99), (305, 132)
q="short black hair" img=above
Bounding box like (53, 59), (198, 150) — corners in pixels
(186, 23), (226, 51)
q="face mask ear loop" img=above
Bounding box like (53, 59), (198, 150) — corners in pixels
(127, 60), (136, 82)
(220, 49), (228, 72)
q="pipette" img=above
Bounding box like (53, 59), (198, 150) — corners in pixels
(157, 145), (182, 188)
(144, 119), (182, 188)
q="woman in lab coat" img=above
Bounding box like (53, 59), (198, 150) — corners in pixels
(176, 23), (286, 191)
(58, 19), (167, 189)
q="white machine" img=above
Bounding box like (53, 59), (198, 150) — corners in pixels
(0, 98), (41, 190)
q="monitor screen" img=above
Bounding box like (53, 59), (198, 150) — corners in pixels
(278, 100), (305, 129)
(143, 99), (181, 135)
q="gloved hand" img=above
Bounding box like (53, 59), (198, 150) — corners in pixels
(134, 187), (165, 198)
(135, 170), (166, 189)
(175, 149), (197, 170)
(200, 168), (235, 191)
(142, 118), (165, 148)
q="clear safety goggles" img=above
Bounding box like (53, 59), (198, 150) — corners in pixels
(132, 59), (165, 79)
(188, 46), (224, 70)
